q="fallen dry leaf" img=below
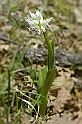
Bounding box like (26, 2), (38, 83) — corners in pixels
(73, 8), (82, 23)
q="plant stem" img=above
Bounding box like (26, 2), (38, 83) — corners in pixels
(7, 69), (11, 123)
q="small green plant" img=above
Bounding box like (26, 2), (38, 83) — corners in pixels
(0, 46), (27, 123)
(25, 10), (56, 117)
(7, 0), (26, 40)
(7, 0), (23, 18)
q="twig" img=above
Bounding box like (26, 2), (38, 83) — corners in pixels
(0, 36), (20, 45)
(23, 48), (82, 67)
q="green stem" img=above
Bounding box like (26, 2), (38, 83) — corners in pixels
(7, 70), (11, 123)
(43, 32), (54, 70)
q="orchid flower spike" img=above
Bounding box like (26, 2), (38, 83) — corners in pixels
(25, 10), (53, 34)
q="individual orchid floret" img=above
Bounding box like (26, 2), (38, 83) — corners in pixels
(25, 10), (53, 34)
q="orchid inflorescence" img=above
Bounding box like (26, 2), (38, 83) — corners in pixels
(25, 10), (53, 34)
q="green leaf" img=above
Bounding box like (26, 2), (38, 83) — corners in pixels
(8, 49), (18, 71)
(39, 68), (56, 117)
(41, 68), (56, 97)
(37, 66), (48, 93)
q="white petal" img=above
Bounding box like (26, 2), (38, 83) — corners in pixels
(35, 10), (43, 20)
(29, 10), (36, 18)
(45, 17), (53, 24)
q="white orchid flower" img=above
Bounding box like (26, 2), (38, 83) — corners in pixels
(25, 10), (53, 34)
